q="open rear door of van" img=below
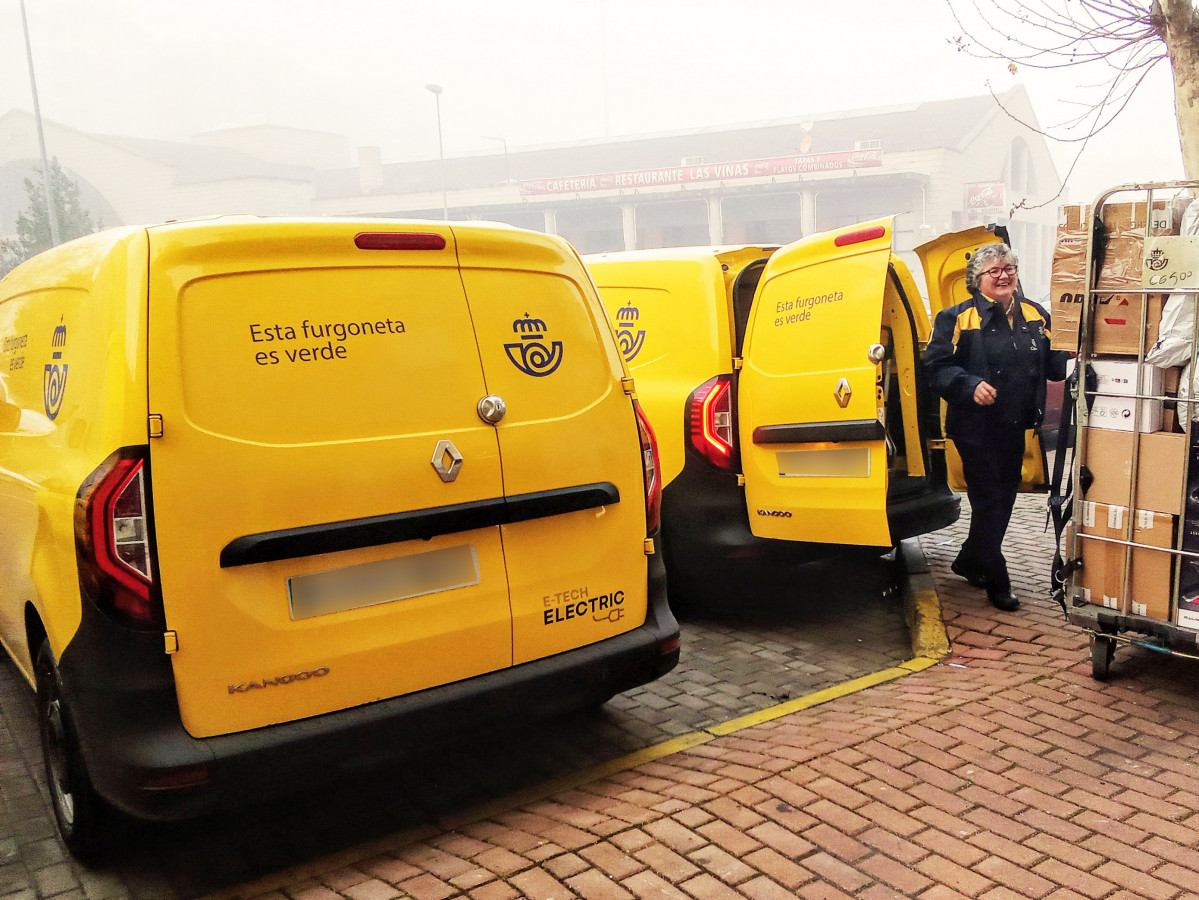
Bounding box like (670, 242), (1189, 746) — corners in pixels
(915, 225), (1048, 492)
(737, 218), (895, 548)
(146, 221), (513, 739)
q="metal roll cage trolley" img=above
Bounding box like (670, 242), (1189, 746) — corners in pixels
(1053, 180), (1199, 680)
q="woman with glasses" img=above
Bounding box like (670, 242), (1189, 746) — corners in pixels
(925, 242), (1069, 611)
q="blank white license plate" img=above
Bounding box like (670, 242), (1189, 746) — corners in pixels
(288, 544), (480, 620)
(776, 447), (871, 478)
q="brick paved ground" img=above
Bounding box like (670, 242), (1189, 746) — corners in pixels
(5, 494), (1199, 900)
(205, 494), (1199, 900)
(0, 557), (909, 899)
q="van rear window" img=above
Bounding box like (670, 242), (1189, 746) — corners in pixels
(171, 267), (486, 444)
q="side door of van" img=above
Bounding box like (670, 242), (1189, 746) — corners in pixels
(737, 219), (896, 547)
(146, 222), (514, 739)
(915, 225), (1048, 491)
(455, 232), (651, 665)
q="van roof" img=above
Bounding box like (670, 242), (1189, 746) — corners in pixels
(584, 245), (779, 265)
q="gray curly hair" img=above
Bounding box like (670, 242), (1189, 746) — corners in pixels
(965, 243), (1018, 293)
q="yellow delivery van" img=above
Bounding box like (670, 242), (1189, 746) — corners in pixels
(587, 219), (1034, 605)
(0, 218), (678, 857)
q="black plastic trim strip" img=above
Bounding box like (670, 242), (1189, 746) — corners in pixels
(752, 419), (885, 445)
(220, 482), (620, 568)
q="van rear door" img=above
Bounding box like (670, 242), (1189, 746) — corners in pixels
(454, 231), (649, 665)
(737, 219), (895, 547)
(146, 221), (512, 739)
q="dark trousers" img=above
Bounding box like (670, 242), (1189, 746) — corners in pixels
(954, 425), (1027, 595)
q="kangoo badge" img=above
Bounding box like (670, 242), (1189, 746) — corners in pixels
(504, 313), (563, 377)
(43, 319), (68, 421)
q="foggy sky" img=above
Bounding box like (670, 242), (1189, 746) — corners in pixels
(1, 0), (1186, 202)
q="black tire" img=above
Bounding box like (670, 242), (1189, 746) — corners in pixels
(35, 643), (113, 861)
(1090, 635), (1116, 681)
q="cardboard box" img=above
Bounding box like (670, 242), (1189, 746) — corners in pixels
(1052, 293), (1165, 355)
(1085, 359), (1164, 433)
(1081, 427), (1186, 515)
(1050, 202), (1172, 354)
(1077, 501), (1176, 619)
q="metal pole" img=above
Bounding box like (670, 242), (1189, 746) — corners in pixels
(425, 84), (447, 220)
(482, 135), (509, 183)
(19, 0), (60, 246)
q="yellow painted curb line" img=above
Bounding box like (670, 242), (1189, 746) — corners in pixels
(910, 587), (951, 660)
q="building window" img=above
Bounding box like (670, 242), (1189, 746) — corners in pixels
(634, 199), (709, 249)
(721, 193), (802, 244)
(557, 204), (623, 254)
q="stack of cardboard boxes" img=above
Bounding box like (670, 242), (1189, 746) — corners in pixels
(1051, 201), (1189, 623)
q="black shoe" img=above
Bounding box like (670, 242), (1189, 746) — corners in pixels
(988, 591), (1020, 612)
(951, 560), (988, 589)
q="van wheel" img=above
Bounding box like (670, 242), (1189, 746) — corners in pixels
(35, 643), (112, 861)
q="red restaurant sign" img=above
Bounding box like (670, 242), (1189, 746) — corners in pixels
(519, 148), (884, 196)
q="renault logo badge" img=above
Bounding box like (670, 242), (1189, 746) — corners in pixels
(834, 378), (852, 408)
(431, 439), (463, 483)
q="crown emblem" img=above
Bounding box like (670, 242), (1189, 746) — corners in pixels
(512, 314), (548, 337)
(617, 306), (640, 322)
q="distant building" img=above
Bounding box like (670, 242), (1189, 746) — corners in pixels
(1, 86), (1061, 299)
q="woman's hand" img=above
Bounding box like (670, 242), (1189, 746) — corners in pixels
(974, 381), (998, 406)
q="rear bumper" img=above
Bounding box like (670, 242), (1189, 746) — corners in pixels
(660, 459), (959, 569)
(57, 542), (677, 821)
(886, 477), (960, 542)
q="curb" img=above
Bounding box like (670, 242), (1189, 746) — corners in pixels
(900, 537), (951, 660)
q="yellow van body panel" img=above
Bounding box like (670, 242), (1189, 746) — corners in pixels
(0, 228), (150, 680)
(883, 258), (929, 479)
(145, 221), (513, 736)
(586, 247), (765, 485)
(739, 219), (894, 547)
(914, 225), (1003, 319)
(449, 230), (648, 666)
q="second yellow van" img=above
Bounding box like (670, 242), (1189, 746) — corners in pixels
(586, 219), (1046, 606)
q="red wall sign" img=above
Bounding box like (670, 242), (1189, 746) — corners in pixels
(519, 149), (884, 196)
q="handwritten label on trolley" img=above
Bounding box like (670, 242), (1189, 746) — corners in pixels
(1142, 236), (1199, 289)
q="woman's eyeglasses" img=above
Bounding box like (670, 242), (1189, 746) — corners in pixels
(982, 265), (1018, 278)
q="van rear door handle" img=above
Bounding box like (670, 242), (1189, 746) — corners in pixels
(477, 395), (506, 424)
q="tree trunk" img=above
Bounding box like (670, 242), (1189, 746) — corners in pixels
(1160, 0), (1199, 180)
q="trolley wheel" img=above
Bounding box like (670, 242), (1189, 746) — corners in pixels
(1090, 634), (1116, 681)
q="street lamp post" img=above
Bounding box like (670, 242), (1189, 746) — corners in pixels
(19, 0), (60, 246)
(425, 83), (447, 220)
(481, 135), (510, 184)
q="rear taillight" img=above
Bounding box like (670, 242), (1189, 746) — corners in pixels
(687, 375), (735, 469)
(634, 401), (662, 535)
(75, 447), (163, 629)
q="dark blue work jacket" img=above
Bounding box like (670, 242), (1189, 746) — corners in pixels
(925, 290), (1069, 440)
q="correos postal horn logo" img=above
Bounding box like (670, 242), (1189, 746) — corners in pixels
(615, 305), (646, 362)
(504, 313), (563, 377)
(43, 318), (68, 421)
